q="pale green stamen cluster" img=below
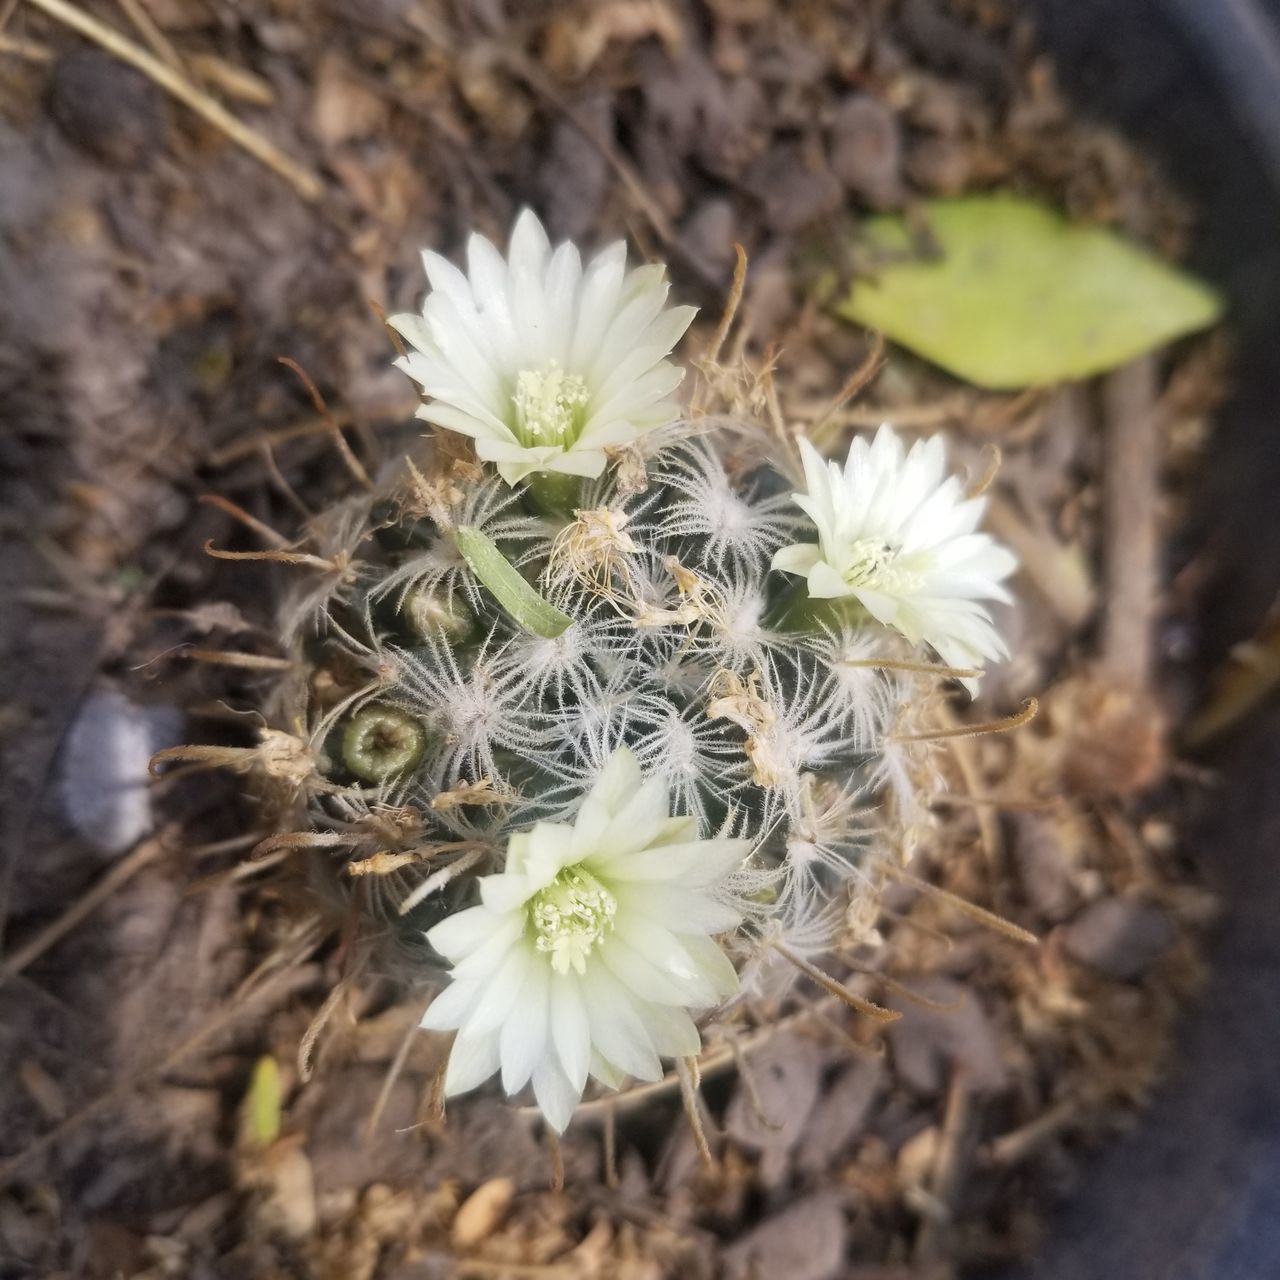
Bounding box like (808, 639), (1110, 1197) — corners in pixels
(841, 537), (921, 594)
(512, 362), (589, 448)
(530, 867), (618, 975)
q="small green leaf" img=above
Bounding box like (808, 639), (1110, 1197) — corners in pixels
(455, 526), (572, 639)
(831, 195), (1224, 389)
(246, 1055), (282, 1148)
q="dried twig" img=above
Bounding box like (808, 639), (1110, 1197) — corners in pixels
(22, 0), (323, 201)
(115, 0), (182, 71)
(807, 333), (887, 451)
(0, 29), (51, 58)
(987, 1095), (1082, 1166)
(366, 996), (434, 1139)
(676, 1056), (715, 1171)
(179, 647), (295, 672)
(197, 493), (289, 548)
(277, 357), (374, 491)
(0, 831), (168, 988)
(884, 865), (1039, 947)
(1100, 356), (1161, 689)
(986, 495), (1095, 629)
(914, 1069), (974, 1263)
(0, 925), (320, 1186)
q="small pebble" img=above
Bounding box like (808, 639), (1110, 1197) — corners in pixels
(1062, 896), (1174, 980)
(723, 1192), (847, 1280)
(888, 975), (1008, 1095)
(451, 1177), (515, 1249)
(725, 1035), (825, 1187)
(1010, 811), (1079, 922)
(745, 141), (843, 232)
(47, 49), (167, 169)
(58, 687), (182, 857)
(904, 134), (973, 195)
(796, 1058), (883, 1175)
(829, 94), (903, 208)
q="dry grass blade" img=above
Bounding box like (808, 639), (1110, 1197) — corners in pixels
(0, 924), (320, 1186)
(180, 648), (294, 672)
(23, 0), (323, 200)
(891, 697), (1038, 743)
(202, 539), (335, 570)
(116, 0), (182, 71)
(840, 656), (982, 680)
(677, 1056), (715, 1171)
(773, 941), (902, 1023)
(198, 494), (290, 548)
(0, 29), (51, 58)
(0, 831), (167, 987)
(807, 331), (887, 451)
(366, 995), (433, 1139)
(277, 357), (374, 490)
(914, 1068), (974, 1263)
(884, 865), (1039, 946)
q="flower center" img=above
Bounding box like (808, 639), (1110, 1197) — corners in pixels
(841, 537), (922, 594)
(512, 362), (590, 449)
(530, 867), (617, 975)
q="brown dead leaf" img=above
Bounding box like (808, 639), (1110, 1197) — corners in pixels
(451, 1177), (517, 1250)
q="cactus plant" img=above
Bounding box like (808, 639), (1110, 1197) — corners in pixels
(169, 211), (1021, 1131)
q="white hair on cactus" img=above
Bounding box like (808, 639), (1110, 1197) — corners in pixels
(632, 702), (749, 828)
(392, 634), (546, 790)
(809, 624), (902, 754)
(652, 442), (802, 575)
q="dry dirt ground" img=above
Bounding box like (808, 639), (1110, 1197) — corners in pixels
(0, 2), (1227, 1277)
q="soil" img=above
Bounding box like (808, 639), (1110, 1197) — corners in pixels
(0, 2), (1227, 1278)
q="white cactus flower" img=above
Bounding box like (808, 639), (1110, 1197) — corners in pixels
(771, 427), (1017, 683)
(390, 210), (696, 486)
(421, 745), (748, 1131)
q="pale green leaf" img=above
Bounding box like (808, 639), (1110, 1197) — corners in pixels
(455, 526), (572, 639)
(831, 195), (1224, 389)
(246, 1055), (282, 1148)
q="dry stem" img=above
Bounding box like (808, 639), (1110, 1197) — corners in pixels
(0, 925), (320, 1186)
(0, 831), (168, 987)
(1100, 356), (1161, 689)
(23, 0), (323, 200)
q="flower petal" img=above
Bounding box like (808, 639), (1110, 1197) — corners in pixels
(443, 1027), (501, 1096)
(549, 971), (591, 1093)
(532, 1055), (581, 1133)
(771, 542), (823, 575)
(499, 955), (550, 1094)
(579, 963), (663, 1082)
